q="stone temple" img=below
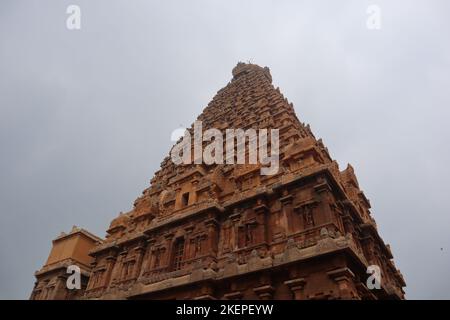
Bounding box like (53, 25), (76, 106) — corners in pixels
(30, 62), (406, 300)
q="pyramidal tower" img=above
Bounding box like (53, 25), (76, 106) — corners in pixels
(31, 63), (405, 300)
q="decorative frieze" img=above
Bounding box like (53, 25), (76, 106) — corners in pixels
(32, 62), (405, 300)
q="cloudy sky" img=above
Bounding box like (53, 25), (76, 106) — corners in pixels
(1, 0), (449, 299)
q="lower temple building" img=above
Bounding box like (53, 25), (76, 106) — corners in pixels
(31, 63), (406, 300)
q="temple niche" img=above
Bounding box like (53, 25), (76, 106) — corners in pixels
(31, 62), (405, 300)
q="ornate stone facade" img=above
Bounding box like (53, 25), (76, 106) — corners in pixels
(31, 63), (405, 300)
(30, 226), (102, 300)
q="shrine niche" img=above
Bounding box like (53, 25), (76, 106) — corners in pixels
(31, 62), (405, 300)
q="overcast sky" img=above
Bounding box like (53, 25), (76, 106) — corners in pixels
(1, 0), (449, 299)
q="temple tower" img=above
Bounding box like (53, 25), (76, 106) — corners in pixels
(32, 63), (405, 300)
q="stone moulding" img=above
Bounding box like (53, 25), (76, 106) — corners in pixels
(31, 62), (405, 300)
(125, 233), (366, 298)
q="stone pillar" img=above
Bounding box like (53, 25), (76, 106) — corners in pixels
(279, 190), (294, 234)
(253, 285), (275, 300)
(104, 255), (117, 288)
(194, 285), (216, 300)
(140, 238), (155, 276)
(313, 177), (333, 225)
(254, 199), (269, 244)
(223, 291), (243, 300)
(164, 233), (175, 267)
(134, 245), (146, 279)
(111, 251), (127, 284)
(341, 201), (355, 234)
(191, 180), (199, 203)
(205, 219), (219, 254)
(327, 267), (356, 299)
(174, 187), (182, 210)
(230, 210), (241, 251)
(184, 226), (194, 259)
(51, 275), (68, 299)
(221, 219), (232, 253)
(284, 278), (306, 300)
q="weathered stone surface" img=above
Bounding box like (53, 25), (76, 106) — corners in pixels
(31, 62), (405, 300)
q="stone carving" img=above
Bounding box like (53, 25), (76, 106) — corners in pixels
(31, 63), (405, 300)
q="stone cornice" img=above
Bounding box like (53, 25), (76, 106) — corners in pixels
(35, 258), (91, 277)
(143, 201), (224, 235)
(53, 227), (103, 244)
